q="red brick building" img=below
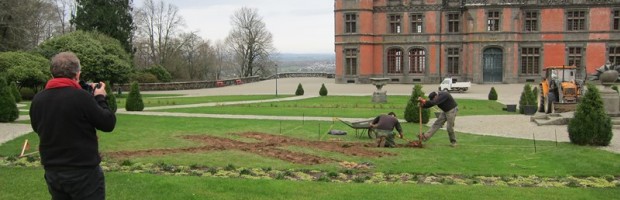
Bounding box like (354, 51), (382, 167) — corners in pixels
(334, 0), (620, 84)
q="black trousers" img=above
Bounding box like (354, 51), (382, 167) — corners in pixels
(44, 165), (105, 200)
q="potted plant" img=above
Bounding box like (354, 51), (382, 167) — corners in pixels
(519, 84), (537, 115)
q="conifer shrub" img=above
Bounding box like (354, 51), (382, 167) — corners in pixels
(568, 84), (612, 146)
(518, 84), (535, 114)
(404, 84), (430, 123)
(319, 83), (328, 96)
(0, 77), (19, 122)
(125, 82), (144, 111)
(531, 86), (539, 111)
(488, 87), (498, 101)
(10, 82), (21, 103)
(295, 83), (304, 96)
(104, 82), (117, 113)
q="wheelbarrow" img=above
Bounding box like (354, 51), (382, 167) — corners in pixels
(338, 119), (376, 139)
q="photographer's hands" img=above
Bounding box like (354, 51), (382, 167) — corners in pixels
(91, 82), (107, 97)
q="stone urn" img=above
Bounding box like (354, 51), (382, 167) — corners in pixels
(600, 69), (620, 116)
(370, 78), (390, 103)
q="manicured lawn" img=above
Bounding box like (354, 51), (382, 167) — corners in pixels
(115, 94), (291, 107)
(160, 96), (510, 118)
(1, 167), (619, 200)
(2, 95), (618, 199)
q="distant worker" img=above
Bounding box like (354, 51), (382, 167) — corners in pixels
(370, 112), (403, 148)
(418, 91), (458, 147)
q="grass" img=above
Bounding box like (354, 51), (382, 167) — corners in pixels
(115, 94), (291, 107)
(160, 96), (509, 118)
(1, 167), (618, 200)
(2, 94), (618, 199)
(3, 115), (619, 176)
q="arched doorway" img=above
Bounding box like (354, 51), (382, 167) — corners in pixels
(483, 48), (503, 83)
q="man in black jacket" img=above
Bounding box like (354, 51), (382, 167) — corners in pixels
(418, 91), (458, 147)
(30, 52), (116, 199)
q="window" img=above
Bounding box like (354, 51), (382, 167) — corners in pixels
(388, 14), (402, 34)
(614, 10), (619, 30)
(567, 47), (583, 67)
(610, 46), (620, 66)
(448, 13), (460, 33)
(487, 11), (500, 32)
(387, 49), (403, 73)
(411, 13), (423, 33)
(524, 11), (538, 32)
(409, 48), (426, 73)
(344, 13), (357, 33)
(520, 47), (540, 75)
(567, 11), (586, 31)
(344, 49), (358, 75)
(447, 48), (460, 74)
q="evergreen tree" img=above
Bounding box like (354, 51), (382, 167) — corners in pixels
(104, 82), (117, 113)
(488, 87), (498, 101)
(319, 83), (328, 96)
(295, 83), (304, 96)
(9, 82), (21, 103)
(0, 77), (19, 122)
(71, 0), (134, 53)
(531, 86), (539, 111)
(518, 84), (534, 114)
(404, 84), (430, 123)
(568, 84), (612, 146)
(125, 82), (144, 111)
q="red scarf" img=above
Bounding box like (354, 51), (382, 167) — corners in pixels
(45, 78), (81, 89)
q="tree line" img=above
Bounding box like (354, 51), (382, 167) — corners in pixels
(0, 0), (277, 91)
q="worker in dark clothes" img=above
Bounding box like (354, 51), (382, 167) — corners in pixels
(370, 112), (403, 148)
(418, 91), (458, 147)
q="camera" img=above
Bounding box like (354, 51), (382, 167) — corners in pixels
(79, 80), (101, 94)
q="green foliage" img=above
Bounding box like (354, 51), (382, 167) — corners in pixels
(134, 72), (159, 83)
(9, 82), (21, 103)
(37, 30), (134, 85)
(404, 85), (430, 123)
(518, 84), (535, 114)
(104, 81), (117, 113)
(612, 85), (619, 94)
(568, 84), (613, 146)
(295, 83), (304, 96)
(488, 87), (498, 101)
(532, 86), (539, 102)
(72, 0), (134, 53)
(125, 82), (144, 111)
(19, 87), (36, 100)
(144, 65), (172, 82)
(319, 84), (328, 96)
(0, 51), (50, 90)
(0, 76), (19, 122)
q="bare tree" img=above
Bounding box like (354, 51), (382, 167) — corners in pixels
(50, 0), (75, 34)
(225, 7), (275, 78)
(133, 0), (185, 68)
(213, 40), (233, 80)
(0, 0), (58, 51)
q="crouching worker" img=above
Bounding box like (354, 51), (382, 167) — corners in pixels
(418, 91), (458, 147)
(370, 112), (403, 148)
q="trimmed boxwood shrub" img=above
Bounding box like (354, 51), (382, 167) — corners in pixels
(10, 82), (21, 103)
(295, 83), (304, 96)
(488, 87), (498, 101)
(568, 83), (612, 146)
(404, 84), (430, 123)
(0, 76), (19, 122)
(104, 82), (117, 113)
(319, 83), (328, 96)
(125, 82), (144, 111)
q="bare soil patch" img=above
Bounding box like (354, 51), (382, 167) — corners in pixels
(105, 132), (395, 165)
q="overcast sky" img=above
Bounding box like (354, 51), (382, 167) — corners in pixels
(133, 0), (335, 54)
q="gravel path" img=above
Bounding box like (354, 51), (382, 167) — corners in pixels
(2, 77), (618, 153)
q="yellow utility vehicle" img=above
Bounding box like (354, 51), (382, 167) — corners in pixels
(539, 65), (583, 113)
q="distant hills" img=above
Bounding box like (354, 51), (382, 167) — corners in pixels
(276, 53), (335, 73)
